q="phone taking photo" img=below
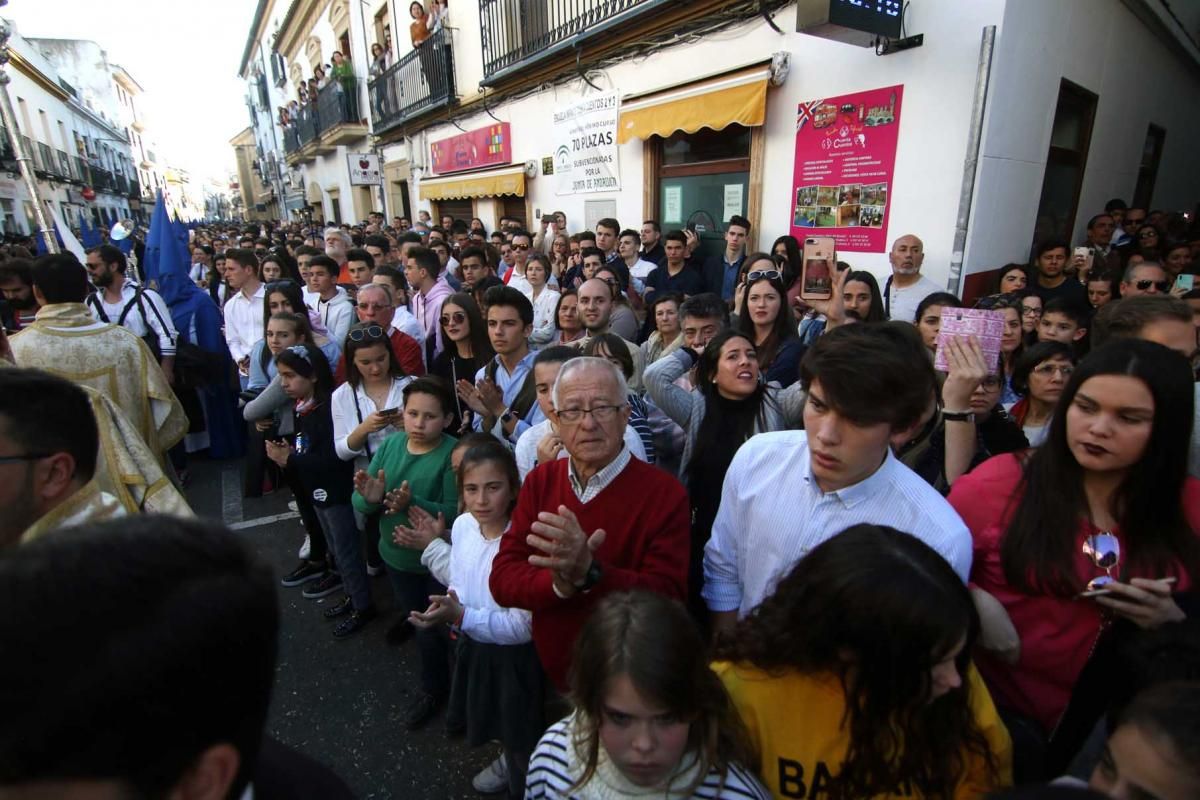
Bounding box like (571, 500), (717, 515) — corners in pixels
(800, 237), (836, 301)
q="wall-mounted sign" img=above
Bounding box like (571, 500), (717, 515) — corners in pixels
(789, 84), (903, 253)
(348, 153), (381, 185)
(430, 123), (512, 175)
(541, 156), (554, 176)
(553, 91), (620, 196)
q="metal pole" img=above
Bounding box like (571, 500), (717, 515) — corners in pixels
(945, 25), (995, 297)
(0, 21), (58, 253)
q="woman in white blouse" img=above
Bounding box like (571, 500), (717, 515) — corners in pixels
(332, 322), (414, 470)
(524, 253), (559, 349)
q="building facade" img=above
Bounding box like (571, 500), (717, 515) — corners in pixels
(231, 125), (277, 222)
(241, 0), (1200, 293)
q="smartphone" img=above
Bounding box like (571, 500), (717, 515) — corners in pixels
(378, 407), (400, 417)
(1079, 575), (1177, 598)
(541, 214), (555, 224)
(1175, 274), (1194, 293)
(934, 308), (1005, 374)
(1072, 246), (1093, 273)
(800, 237), (836, 300)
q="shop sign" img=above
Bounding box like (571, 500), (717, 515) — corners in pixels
(790, 84), (903, 253)
(430, 123), (512, 175)
(553, 91), (620, 195)
(348, 153), (382, 185)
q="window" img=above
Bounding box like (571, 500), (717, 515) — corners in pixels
(1132, 124), (1165, 210)
(655, 124), (751, 260)
(1032, 79), (1097, 247)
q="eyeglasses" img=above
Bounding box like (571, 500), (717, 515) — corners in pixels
(1021, 305), (1042, 317)
(347, 324), (387, 341)
(1083, 531), (1120, 591)
(746, 269), (782, 282)
(555, 404), (626, 424)
(1033, 363), (1074, 377)
(440, 311), (466, 326)
(0, 452), (53, 465)
(1134, 280), (1170, 292)
(357, 302), (392, 311)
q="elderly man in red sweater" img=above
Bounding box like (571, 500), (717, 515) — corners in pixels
(490, 357), (689, 690)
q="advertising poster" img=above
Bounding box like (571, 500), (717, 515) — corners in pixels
(790, 84), (903, 253)
(347, 153), (381, 186)
(430, 123), (512, 175)
(553, 91), (620, 195)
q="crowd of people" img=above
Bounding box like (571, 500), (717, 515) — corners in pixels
(1, 196), (1199, 800)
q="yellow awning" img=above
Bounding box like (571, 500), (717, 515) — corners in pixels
(617, 64), (772, 145)
(419, 165), (525, 201)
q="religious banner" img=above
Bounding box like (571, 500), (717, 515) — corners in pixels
(790, 85), (903, 253)
(430, 123), (512, 175)
(553, 91), (620, 195)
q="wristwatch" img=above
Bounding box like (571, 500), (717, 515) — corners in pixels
(576, 560), (603, 593)
(942, 410), (976, 423)
(500, 407), (516, 425)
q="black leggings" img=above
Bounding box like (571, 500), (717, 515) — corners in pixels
(283, 464), (328, 564)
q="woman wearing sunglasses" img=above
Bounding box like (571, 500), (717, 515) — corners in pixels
(429, 292), (493, 435)
(947, 339), (1200, 776)
(733, 253), (803, 388)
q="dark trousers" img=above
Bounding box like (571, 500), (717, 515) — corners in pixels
(505, 749), (530, 800)
(244, 424), (270, 497)
(283, 465), (327, 563)
(363, 511), (383, 568)
(386, 566), (450, 699)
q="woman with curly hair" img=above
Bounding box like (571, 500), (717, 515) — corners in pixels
(526, 591), (770, 799)
(715, 524), (1012, 799)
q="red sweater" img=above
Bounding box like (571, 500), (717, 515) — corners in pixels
(333, 328), (425, 383)
(490, 456), (690, 690)
(948, 454), (1200, 733)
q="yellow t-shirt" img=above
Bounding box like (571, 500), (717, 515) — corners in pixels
(713, 662), (1012, 799)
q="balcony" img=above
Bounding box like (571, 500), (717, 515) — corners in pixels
(57, 150), (77, 181)
(0, 128), (14, 161)
(129, 178), (141, 199)
(283, 126), (301, 155)
(20, 136), (40, 170)
(90, 165), (114, 192)
(115, 173), (130, 194)
(479, 0), (662, 84)
(73, 156), (88, 182)
(35, 143), (59, 178)
(285, 81), (368, 164)
(369, 27), (455, 134)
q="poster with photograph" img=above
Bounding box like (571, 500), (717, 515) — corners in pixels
(790, 85), (903, 253)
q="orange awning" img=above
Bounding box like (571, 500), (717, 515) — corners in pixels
(617, 64), (772, 145)
(419, 165), (525, 200)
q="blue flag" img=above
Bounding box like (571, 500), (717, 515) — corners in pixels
(78, 211), (102, 248)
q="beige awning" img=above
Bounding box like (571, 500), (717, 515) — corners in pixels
(617, 64), (771, 145)
(419, 164), (525, 200)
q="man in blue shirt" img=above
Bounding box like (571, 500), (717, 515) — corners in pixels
(464, 285), (544, 442)
(701, 214), (750, 302)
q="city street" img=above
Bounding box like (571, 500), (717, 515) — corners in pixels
(185, 453), (495, 799)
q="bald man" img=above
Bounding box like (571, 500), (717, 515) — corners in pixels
(883, 234), (942, 323)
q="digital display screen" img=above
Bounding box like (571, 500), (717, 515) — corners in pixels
(830, 0), (903, 38)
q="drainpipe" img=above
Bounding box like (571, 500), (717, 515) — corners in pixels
(945, 25), (995, 297)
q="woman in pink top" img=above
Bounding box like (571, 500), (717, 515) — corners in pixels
(948, 338), (1200, 770)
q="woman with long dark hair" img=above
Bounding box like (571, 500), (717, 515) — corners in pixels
(429, 292), (493, 435)
(734, 253), (803, 387)
(916, 292), (964, 354)
(526, 591), (769, 799)
(948, 340), (1200, 765)
(715, 524), (1011, 799)
(841, 269), (887, 323)
(772, 234), (803, 305)
(645, 328), (804, 624)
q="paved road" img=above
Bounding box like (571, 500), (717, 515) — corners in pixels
(185, 453), (497, 799)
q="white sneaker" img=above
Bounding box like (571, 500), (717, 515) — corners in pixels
(297, 534), (311, 560)
(288, 500), (298, 512)
(471, 754), (508, 794)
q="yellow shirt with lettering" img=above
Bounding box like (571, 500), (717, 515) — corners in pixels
(713, 662), (1012, 799)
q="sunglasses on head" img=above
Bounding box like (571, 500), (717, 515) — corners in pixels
(746, 269), (782, 282)
(347, 324), (386, 342)
(440, 311), (466, 326)
(1134, 279), (1170, 292)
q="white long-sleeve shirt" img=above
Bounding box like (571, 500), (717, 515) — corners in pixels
(331, 377), (412, 469)
(223, 283), (266, 364)
(527, 286), (560, 347)
(448, 515), (532, 645)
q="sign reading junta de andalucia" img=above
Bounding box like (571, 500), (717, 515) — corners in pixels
(553, 91), (621, 196)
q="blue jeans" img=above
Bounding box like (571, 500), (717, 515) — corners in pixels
(386, 566), (450, 699)
(315, 504), (371, 613)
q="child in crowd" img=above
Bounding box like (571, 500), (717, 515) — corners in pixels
(264, 343), (375, 638)
(408, 439), (546, 798)
(352, 376), (459, 729)
(526, 590), (770, 799)
(716, 523), (1012, 799)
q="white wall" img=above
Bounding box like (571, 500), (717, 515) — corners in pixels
(414, 0), (1007, 289)
(964, 0), (1200, 278)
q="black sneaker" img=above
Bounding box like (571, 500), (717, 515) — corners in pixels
(302, 571), (343, 599)
(385, 619), (414, 646)
(323, 596), (353, 619)
(403, 691), (443, 730)
(280, 562), (326, 588)
(333, 607), (376, 639)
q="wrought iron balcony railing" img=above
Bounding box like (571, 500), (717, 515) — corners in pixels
(369, 27), (455, 134)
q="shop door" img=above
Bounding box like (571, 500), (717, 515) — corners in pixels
(501, 195), (528, 229)
(656, 125), (750, 263)
(436, 199), (473, 225)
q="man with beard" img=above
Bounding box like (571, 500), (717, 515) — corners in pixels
(882, 233), (941, 323)
(0, 258), (38, 331)
(572, 277), (644, 392)
(84, 245), (178, 384)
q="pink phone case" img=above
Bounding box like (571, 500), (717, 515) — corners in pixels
(934, 308), (1004, 373)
